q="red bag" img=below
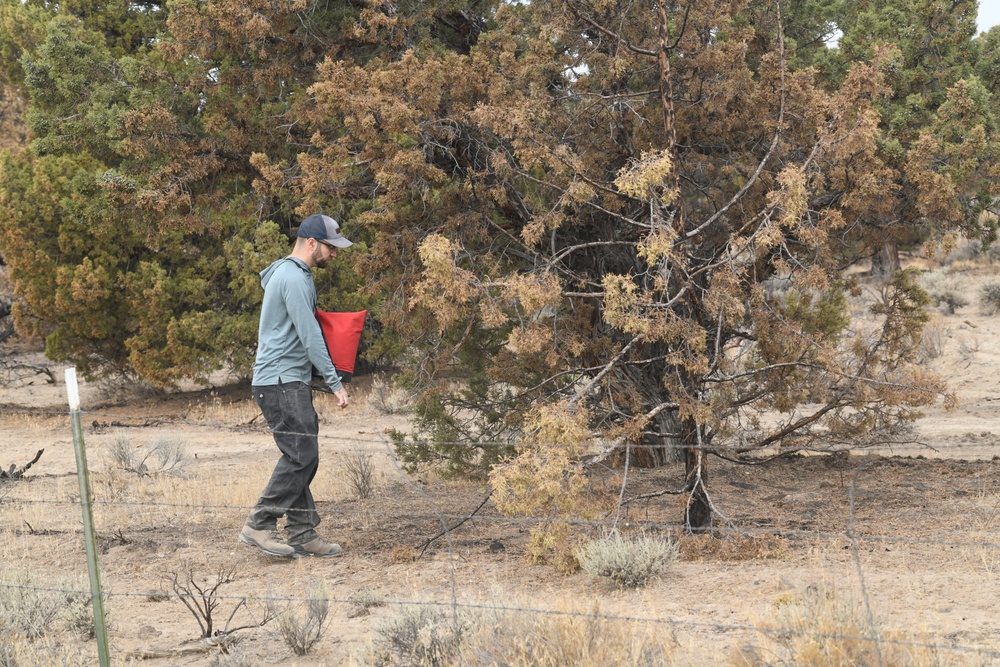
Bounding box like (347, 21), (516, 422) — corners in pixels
(315, 310), (367, 383)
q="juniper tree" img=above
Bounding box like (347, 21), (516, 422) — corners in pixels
(277, 0), (959, 530)
(0, 0), (364, 383)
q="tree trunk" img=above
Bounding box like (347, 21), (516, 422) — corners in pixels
(634, 410), (682, 467)
(870, 240), (901, 279)
(683, 430), (712, 532)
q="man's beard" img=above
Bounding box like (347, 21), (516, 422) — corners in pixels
(312, 246), (329, 268)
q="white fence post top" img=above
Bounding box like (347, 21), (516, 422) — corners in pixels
(65, 367), (80, 411)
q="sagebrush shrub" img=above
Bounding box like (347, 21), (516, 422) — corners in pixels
(367, 375), (412, 415)
(269, 584), (330, 656)
(918, 271), (968, 314)
(104, 434), (188, 477)
(373, 607), (466, 667)
(577, 533), (679, 588)
(0, 570), (99, 640)
(979, 281), (1000, 315)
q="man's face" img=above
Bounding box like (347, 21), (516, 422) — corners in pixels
(311, 240), (338, 268)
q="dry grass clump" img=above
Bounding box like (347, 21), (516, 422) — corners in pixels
(733, 583), (941, 667)
(208, 644), (259, 667)
(462, 605), (672, 667)
(576, 533), (679, 588)
(917, 314), (948, 361)
(185, 394), (260, 426)
(347, 588), (386, 618)
(365, 601), (673, 667)
(0, 639), (122, 667)
(679, 532), (789, 562)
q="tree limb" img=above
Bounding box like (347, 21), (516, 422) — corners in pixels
(417, 489), (494, 559)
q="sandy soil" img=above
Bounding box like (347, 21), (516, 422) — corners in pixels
(1, 261), (999, 666)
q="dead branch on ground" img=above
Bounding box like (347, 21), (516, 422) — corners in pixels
(1, 449), (44, 480)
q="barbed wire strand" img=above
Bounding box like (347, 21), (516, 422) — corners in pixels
(2, 495), (999, 551)
(3, 406), (999, 455)
(1, 403), (998, 660)
(0, 582), (997, 660)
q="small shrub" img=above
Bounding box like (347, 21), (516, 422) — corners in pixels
(269, 583), (330, 656)
(918, 270), (968, 314)
(367, 375), (412, 415)
(957, 334), (980, 361)
(0, 573), (60, 639)
(372, 607), (466, 667)
(979, 281), (1000, 315)
(0, 571), (102, 640)
(169, 566), (240, 639)
(104, 433), (188, 477)
(577, 533), (679, 588)
(389, 546), (417, 564)
(60, 589), (100, 639)
(526, 522), (582, 573)
(347, 588), (385, 618)
(343, 451), (377, 499)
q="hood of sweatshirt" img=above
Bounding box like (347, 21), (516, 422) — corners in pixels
(260, 257), (306, 290)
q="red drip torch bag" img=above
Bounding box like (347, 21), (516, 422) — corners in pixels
(315, 310), (367, 383)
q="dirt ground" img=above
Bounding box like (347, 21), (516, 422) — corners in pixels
(1, 260), (999, 666)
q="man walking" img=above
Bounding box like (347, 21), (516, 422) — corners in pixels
(239, 214), (352, 558)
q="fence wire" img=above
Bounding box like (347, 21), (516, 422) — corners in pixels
(0, 583), (998, 662)
(0, 402), (998, 663)
(3, 405), (1000, 455)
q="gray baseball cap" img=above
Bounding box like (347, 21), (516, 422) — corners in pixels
(297, 214), (353, 248)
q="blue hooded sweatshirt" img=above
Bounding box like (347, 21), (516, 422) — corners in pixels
(251, 257), (343, 392)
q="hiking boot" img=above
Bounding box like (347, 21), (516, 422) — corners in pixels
(239, 525), (295, 558)
(292, 536), (343, 558)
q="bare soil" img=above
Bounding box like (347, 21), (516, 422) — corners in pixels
(1, 262), (999, 666)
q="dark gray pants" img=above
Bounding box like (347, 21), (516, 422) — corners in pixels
(247, 382), (321, 545)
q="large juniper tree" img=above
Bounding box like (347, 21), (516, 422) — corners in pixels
(272, 0), (961, 532)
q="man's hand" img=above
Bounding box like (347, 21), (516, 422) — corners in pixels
(334, 386), (349, 408)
